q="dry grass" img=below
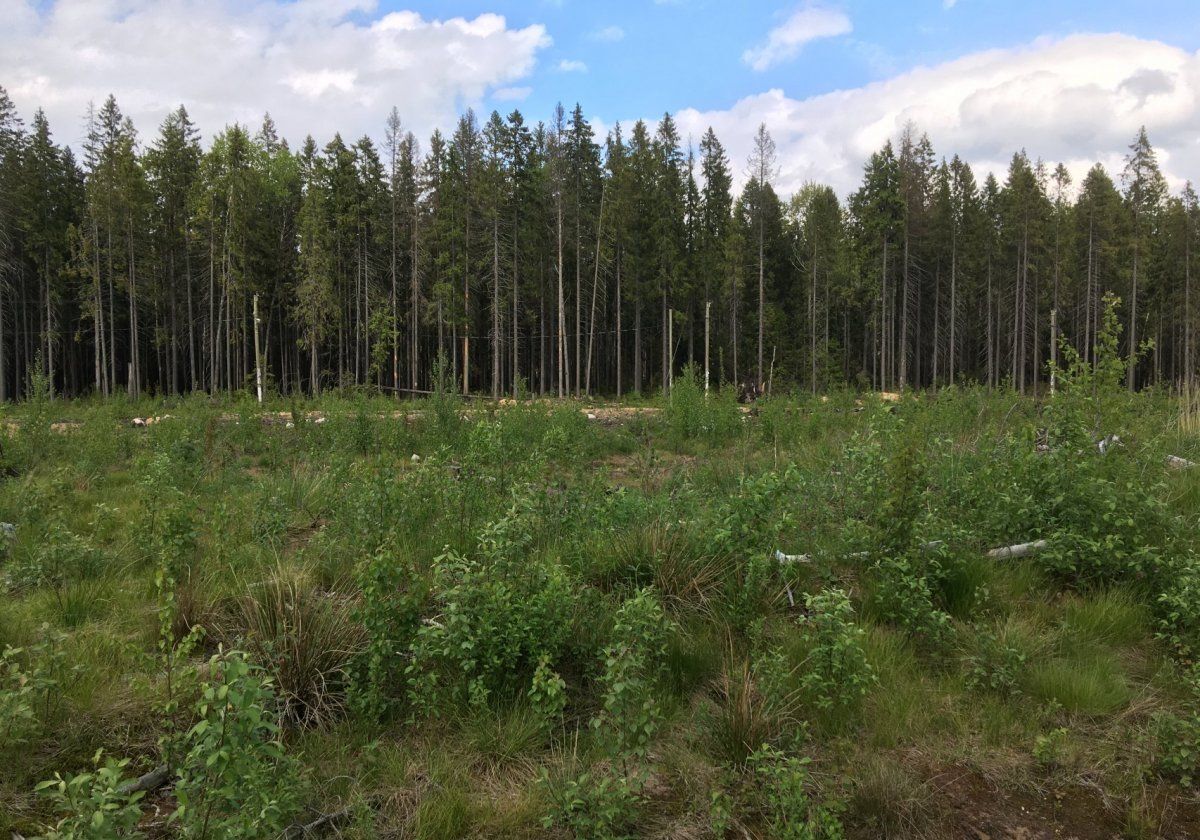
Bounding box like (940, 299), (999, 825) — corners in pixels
(217, 564), (366, 727)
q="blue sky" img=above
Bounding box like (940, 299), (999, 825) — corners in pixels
(4, 0), (1200, 196)
(454, 0), (1200, 122)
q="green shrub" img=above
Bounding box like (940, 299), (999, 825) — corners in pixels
(528, 654), (567, 735)
(541, 589), (672, 838)
(664, 364), (739, 443)
(593, 588), (671, 764)
(172, 649), (305, 838)
(349, 548), (425, 720)
(0, 626), (76, 745)
(749, 744), (844, 839)
(797, 589), (875, 712)
(406, 509), (574, 715)
(963, 626), (1027, 697)
(540, 767), (639, 840)
(36, 751), (146, 840)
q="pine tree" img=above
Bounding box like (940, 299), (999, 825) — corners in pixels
(1122, 127), (1166, 388)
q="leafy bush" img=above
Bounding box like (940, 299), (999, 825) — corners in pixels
(0, 626), (76, 745)
(4, 517), (100, 593)
(349, 548), (425, 720)
(0, 644), (40, 745)
(36, 751), (146, 840)
(172, 649), (305, 838)
(593, 589), (671, 764)
(1156, 553), (1200, 658)
(963, 626), (1027, 696)
(749, 744), (845, 839)
(528, 654), (567, 735)
(867, 444), (954, 648)
(1029, 294), (1169, 584)
(797, 589), (875, 712)
(664, 364), (739, 443)
(540, 767), (640, 840)
(542, 590), (672, 839)
(406, 509), (574, 715)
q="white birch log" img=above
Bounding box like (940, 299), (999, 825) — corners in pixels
(776, 538), (1041, 565)
(986, 539), (1048, 560)
(775, 540), (945, 565)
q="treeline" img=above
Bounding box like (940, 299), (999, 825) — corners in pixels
(0, 84), (1195, 400)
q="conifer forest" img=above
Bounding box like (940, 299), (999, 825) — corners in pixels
(6, 83), (1200, 840)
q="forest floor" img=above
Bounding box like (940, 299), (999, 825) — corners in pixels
(2, 384), (1200, 838)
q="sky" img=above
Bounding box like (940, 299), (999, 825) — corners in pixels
(2, 0), (1200, 197)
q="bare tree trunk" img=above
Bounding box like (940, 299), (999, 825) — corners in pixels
(949, 233), (957, 385)
(585, 187), (605, 396)
(616, 249), (622, 398)
(556, 197), (567, 397)
(704, 300), (711, 394)
(900, 230), (909, 388)
(1129, 240), (1139, 390)
(757, 209), (765, 386)
(253, 293), (264, 403)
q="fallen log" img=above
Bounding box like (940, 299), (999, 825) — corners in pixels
(774, 540), (945, 566)
(776, 538), (1044, 565)
(116, 763), (171, 797)
(283, 806), (354, 838)
(986, 539), (1048, 560)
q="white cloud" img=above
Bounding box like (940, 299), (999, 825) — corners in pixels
(944, 0), (958, 8)
(0, 0), (550, 148)
(743, 5), (852, 72)
(493, 86), (533, 102)
(589, 25), (625, 43)
(676, 33), (1200, 197)
(558, 59), (588, 73)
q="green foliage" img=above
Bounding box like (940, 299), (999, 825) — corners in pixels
(1030, 294), (1168, 584)
(0, 644), (40, 745)
(5, 516), (100, 594)
(963, 626), (1027, 696)
(428, 352), (463, 442)
(36, 751), (145, 840)
(540, 590), (672, 838)
(1156, 553), (1200, 658)
(171, 649), (305, 839)
(593, 589), (671, 764)
(797, 589), (875, 712)
(1032, 726), (1070, 769)
(528, 654), (567, 735)
(867, 443), (954, 648)
(406, 508), (574, 715)
(1154, 667), (1200, 786)
(0, 626), (75, 745)
(748, 745), (844, 839)
(349, 548), (425, 720)
(664, 364), (738, 443)
(540, 767), (639, 840)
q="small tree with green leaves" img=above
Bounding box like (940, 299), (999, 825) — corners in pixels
(797, 589), (875, 713)
(171, 650), (304, 839)
(36, 751), (146, 840)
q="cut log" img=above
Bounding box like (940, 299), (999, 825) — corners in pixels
(116, 763), (170, 796)
(986, 539), (1048, 560)
(774, 540), (945, 566)
(776, 538), (1042, 565)
(1167, 454), (1197, 470)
